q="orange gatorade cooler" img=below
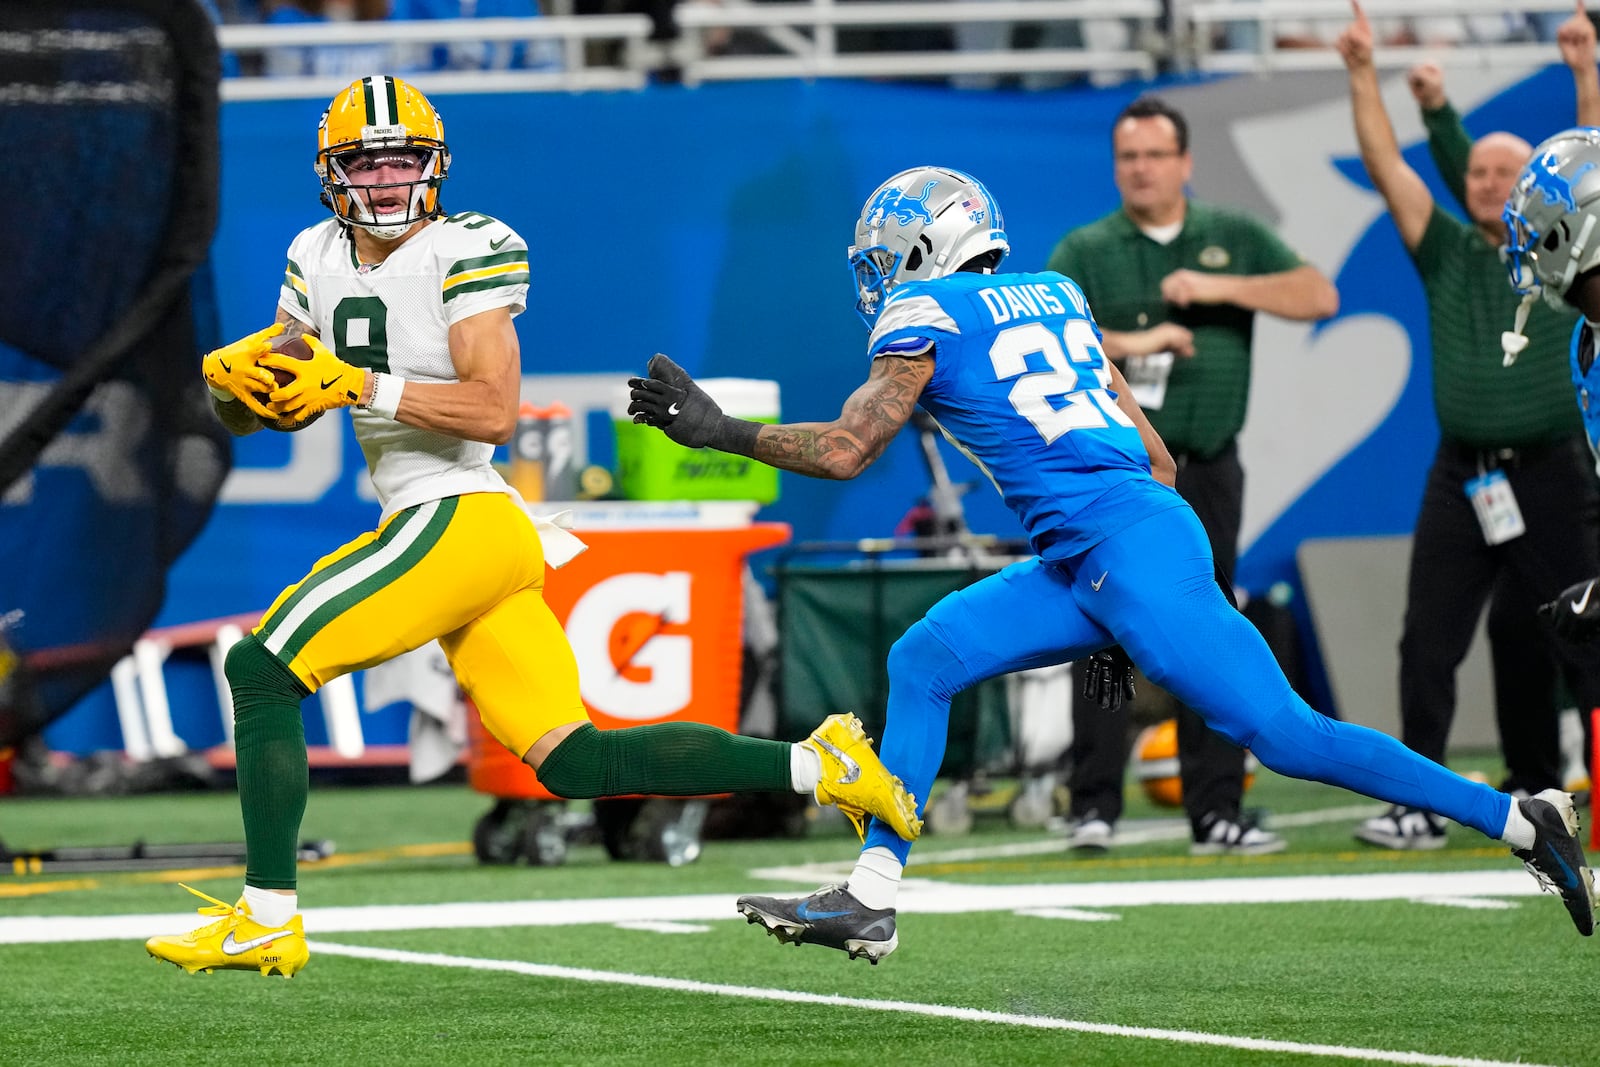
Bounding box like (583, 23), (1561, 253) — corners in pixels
(468, 520), (791, 800)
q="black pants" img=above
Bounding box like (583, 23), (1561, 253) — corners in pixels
(1067, 442), (1249, 834)
(1400, 436), (1600, 792)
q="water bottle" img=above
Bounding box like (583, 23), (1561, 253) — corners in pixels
(509, 402), (578, 502)
(540, 401), (578, 501)
(509, 401), (545, 501)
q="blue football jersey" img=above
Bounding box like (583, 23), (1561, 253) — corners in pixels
(868, 270), (1184, 559)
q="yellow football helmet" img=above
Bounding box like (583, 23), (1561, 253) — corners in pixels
(315, 75), (450, 240)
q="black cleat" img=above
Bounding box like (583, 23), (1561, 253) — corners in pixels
(1512, 789), (1597, 936)
(735, 884), (898, 963)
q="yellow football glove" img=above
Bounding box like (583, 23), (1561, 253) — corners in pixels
(262, 334), (367, 422)
(201, 322), (282, 419)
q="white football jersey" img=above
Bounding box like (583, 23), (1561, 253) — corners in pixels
(277, 211), (529, 520)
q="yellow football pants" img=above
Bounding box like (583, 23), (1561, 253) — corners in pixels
(252, 491), (586, 756)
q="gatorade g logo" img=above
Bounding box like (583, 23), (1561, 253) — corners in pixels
(864, 180), (939, 229)
(565, 571), (691, 719)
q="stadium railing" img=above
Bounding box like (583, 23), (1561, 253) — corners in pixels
(213, 0), (1588, 98)
(668, 0), (1161, 87)
(1187, 0), (1588, 74)
(216, 14), (657, 98)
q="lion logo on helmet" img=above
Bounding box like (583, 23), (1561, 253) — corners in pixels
(1528, 150), (1597, 212)
(864, 180), (940, 229)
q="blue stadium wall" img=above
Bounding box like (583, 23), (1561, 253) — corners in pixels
(44, 64), (1581, 752)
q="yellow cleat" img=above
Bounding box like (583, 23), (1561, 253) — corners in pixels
(145, 883), (308, 978)
(805, 713), (923, 842)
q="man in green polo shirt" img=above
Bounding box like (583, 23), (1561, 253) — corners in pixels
(1338, 0), (1600, 848)
(1045, 94), (1339, 856)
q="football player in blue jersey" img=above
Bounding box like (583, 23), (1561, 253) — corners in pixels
(629, 166), (1597, 960)
(1505, 129), (1600, 645)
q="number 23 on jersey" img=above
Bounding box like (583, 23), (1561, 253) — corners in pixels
(989, 318), (1135, 443)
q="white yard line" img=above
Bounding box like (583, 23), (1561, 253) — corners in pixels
(0, 868), (1542, 943)
(306, 940), (1561, 1067)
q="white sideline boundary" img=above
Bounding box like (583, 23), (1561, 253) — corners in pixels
(307, 940), (1561, 1067)
(0, 869), (1544, 944)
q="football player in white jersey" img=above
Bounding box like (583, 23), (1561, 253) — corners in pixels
(150, 75), (921, 979)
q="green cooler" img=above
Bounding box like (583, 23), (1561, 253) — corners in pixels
(612, 378), (781, 503)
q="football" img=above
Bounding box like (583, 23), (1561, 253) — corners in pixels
(266, 333), (314, 388)
(261, 333), (322, 432)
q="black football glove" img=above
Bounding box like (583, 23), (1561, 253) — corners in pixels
(1082, 645), (1137, 711)
(1540, 576), (1600, 642)
(626, 353), (725, 448)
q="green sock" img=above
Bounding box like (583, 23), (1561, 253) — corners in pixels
(537, 722), (792, 798)
(225, 635), (310, 890)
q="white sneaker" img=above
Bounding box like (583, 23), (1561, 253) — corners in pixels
(1191, 813), (1286, 856)
(1354, 805), (1447, 850)
(1067, 816), (1113, 852)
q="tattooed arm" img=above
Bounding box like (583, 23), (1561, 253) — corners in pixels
(751, 353), (932, 479)
(628, 350), (931, 478)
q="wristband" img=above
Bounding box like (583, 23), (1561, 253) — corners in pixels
(363, 371), (406, 420)
(707, 414), (761, 457)
(208, 383), (235, 402)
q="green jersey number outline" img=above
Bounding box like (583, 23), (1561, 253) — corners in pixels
(445, 211), (495, 229)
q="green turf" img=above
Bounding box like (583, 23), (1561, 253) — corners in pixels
(1, 758), (1593, 1067)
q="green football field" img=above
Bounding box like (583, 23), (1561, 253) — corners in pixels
(1, 760), (1594, 1067)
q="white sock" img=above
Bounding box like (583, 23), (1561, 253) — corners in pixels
(790, 742), (821, 794)
(243, 885), (298, 927)
(845, 846), (903, 911)
(1500, 799), (1536, 850)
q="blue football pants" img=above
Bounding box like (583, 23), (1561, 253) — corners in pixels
(864, 503), (1512, 863)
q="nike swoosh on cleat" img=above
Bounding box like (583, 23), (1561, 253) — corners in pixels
(1573, 581), (1596, 614)
(220, 929), (293, 955)
(1543, 846), (1579, 888)
(489, 234), (510, 251)
(811, 736), (861, 784)
(1091, 571), (1108, 591)
(794, 902), (852, 921)
(667, 402), (682, 416)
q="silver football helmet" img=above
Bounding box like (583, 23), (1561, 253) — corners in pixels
(1503, 126), (1600, 306)
(848, 166), (1009, 325)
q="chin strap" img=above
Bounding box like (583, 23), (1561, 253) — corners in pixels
(1501, 288), (1539, 366)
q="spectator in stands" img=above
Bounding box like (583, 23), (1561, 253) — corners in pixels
(1216, 4), (1408, 53)
(1534, 4), (1598, 41)
(261, 0), (406, 78)
(948, 12), (1135, 92)
(1337, 0), (1600, 849)
(1043, 94), (1339, 856)
(389, 0), (562, 73)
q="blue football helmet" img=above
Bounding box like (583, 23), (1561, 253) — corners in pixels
(1503, 126), (1600, 306)
(848, 166), (1009, 325)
